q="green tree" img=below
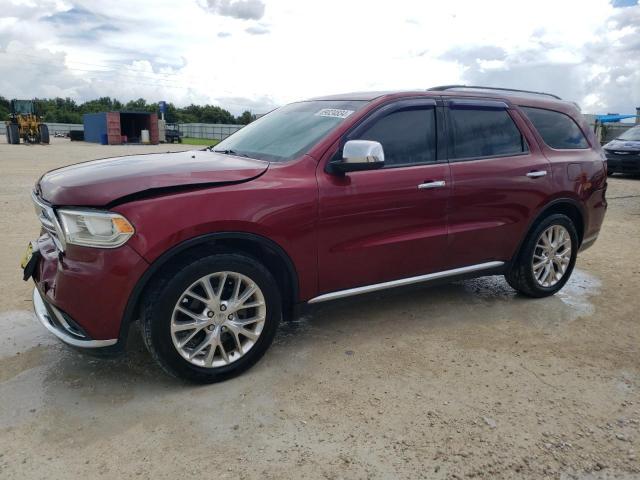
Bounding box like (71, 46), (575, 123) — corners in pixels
(237, 110), (254, 125)
(0, 94), (243, 125)
(0, 96), (10, 121)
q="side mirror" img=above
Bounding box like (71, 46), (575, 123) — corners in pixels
(329, 140), (385, 174)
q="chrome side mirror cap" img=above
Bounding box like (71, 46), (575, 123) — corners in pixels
(330, 140), (385, 174)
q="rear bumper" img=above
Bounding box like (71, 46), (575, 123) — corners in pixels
(33, 288), (118, 348)
(579, 186), (607, 253)
(579, 232), (599, 252)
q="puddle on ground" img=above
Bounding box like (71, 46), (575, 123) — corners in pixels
(276, 268), (602, 343)
(556, 269), (601, 317)
(454, 268), (601, 327)
(0, 268), (602, 430)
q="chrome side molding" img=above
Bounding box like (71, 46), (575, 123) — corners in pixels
(308, 261), (505, 304)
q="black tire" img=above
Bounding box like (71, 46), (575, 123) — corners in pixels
(141, 252), (281, 383)
(8, 124), (19, 144)
(607, 169), (614, 176)
(505, 214), (578, 298)
(39, 124), (50, 144)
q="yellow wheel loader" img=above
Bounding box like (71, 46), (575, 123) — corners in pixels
(5, 100), (49, 145)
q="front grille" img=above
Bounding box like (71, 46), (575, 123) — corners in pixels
(32, 192), (65, 251)
(605, 150), (640, 161)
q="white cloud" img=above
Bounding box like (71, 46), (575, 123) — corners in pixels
(204, 0), (265, 20)
(245, 24), (269, 35)
(0, 0), (638, 115)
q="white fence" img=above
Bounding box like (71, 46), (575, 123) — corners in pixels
(178, 123), (244, 140)
(1, 122), (243, 141)
(44, 122), (245, 140)
(45, 123), (84, 135)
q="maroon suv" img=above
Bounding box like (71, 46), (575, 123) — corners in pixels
(23, 86), (607, 382)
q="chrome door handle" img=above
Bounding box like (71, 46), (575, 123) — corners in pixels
(418, 180), (446, 190)
(526, 170), (547, 178)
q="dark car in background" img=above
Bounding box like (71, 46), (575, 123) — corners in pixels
(603, 125), (640, 175)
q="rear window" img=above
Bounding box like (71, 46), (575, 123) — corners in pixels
(449, 107), (527, 160)
(521, 107), (589, 149)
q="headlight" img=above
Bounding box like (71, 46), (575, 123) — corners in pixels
(57, 209), (135, 248)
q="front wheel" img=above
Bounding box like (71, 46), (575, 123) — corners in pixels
(505, 214), (578, 297)
(141, 253), (281, 383)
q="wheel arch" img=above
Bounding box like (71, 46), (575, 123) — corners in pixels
(511, 197), (585, 263)
(120, 232), (300, 341)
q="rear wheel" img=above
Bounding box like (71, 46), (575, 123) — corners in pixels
(505, 214), (578, 297)
(39, 124), (50, 144)
(141, 253), (281, 383)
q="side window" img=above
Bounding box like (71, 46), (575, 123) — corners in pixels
(355, 107), (437, 167)
(521, 107), (589, 149)
(449, 107), (528, 160)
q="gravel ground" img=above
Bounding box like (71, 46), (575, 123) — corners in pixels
(0, 138), (639, 479)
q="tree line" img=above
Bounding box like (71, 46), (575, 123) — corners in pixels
(0, 96), (256, 125)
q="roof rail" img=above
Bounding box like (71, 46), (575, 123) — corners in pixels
(427, 85), (562, 100)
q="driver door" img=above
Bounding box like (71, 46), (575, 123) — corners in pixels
(316, 99), (451, 295)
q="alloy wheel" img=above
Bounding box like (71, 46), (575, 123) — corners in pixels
(532, 225), (572, 288)
(170, 271), (266, 368)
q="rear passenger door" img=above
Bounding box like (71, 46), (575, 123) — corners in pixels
(445, 99), (553, 268)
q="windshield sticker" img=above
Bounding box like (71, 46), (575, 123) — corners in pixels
(315, 108), (354, 119)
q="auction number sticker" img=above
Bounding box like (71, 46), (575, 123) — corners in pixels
(315, 108), (354, 119)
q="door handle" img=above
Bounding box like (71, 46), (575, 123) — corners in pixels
(418, 180), (446, 190)
(526, 170), (547, 178)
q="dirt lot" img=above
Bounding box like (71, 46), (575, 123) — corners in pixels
(0, 138), (638, 479)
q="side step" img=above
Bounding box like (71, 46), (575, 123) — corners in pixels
(307, 261), (505, 304)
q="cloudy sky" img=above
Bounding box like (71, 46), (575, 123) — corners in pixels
(0, 0), (639, 114)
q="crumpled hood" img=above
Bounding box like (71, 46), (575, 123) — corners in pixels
(603, 139), (640, 152)
(38, 150), (269, 206)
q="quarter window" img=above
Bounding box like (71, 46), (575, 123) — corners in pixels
(449, 107), (527, 160)
(355, 108), (437, 167)
(521, 107), (589, 149)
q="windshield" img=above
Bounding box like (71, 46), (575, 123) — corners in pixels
(617, 125), (640, 141)
(213, 100), (367, 161)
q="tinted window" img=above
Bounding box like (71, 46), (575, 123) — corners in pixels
(356, 108), (437, 166)
(449, 107), (527, 159)
(521, 107), (589, 149)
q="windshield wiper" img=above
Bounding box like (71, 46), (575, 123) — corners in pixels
(211, 148), (251, 158)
